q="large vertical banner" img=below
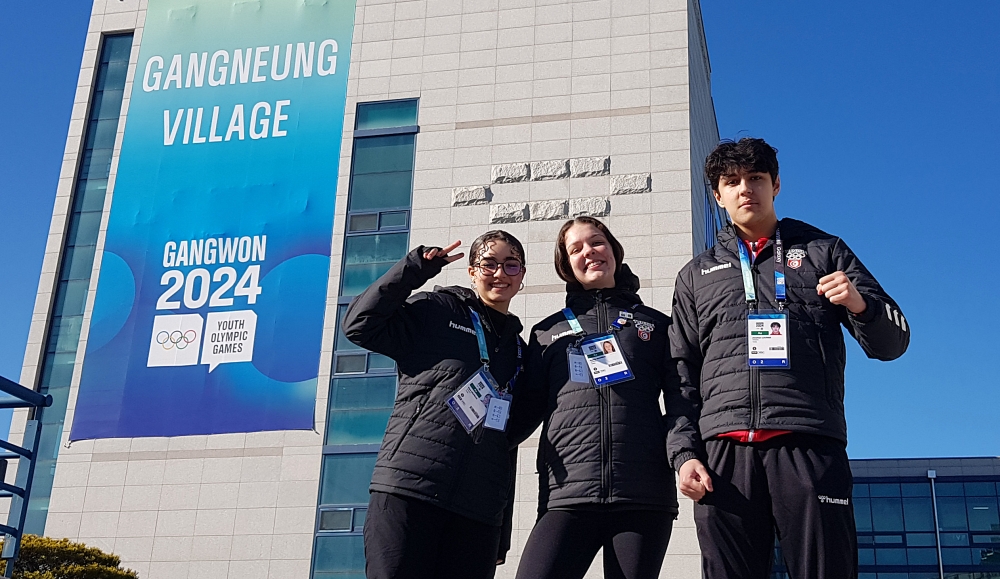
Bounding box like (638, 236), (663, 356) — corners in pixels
(71, 0), (356, 439)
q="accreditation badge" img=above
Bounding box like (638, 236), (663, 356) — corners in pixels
(567, 345), (591, 384)
(580, 333), (633, 387)
(447, 367), (501, 433)
(747, 312), (790, 368)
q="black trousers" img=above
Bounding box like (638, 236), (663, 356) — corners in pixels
(694, 434), (857, 579)
(364, 491), (501, 579)
(515, 508), (674, 579)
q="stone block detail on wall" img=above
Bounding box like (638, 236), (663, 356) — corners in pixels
(490, 202), (529, 223)
(528, 200), (569, 221)
(492, 163), (530, 184)
(452, 185), (492, 206)
(570, 156), (611, 178)
(569, 197), (610, 217)
(529, 160), (570, 181)
(610, 174), (652, 195)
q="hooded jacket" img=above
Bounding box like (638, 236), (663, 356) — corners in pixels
(343, 247), (525, 526)
(667, 218), (910, 467)
(517, 265), (693, 513)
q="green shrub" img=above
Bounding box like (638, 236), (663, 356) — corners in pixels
(1, 535), (139, 579)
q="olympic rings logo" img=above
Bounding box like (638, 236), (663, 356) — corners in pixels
(156, 330), (198, 350)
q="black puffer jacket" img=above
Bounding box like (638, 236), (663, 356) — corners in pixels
(517, 265), (693, 513)
(668, 218), (910, 467)
(343, 247), (525, 526)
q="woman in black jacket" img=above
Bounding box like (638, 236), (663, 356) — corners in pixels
(513, 217), (697, 579)
(343, 231), (529, 579)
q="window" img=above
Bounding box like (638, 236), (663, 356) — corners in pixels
(25, 32), (133, 535)
(311, 99), (418, 579)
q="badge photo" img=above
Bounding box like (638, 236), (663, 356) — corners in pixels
(786, 248), (806, 270)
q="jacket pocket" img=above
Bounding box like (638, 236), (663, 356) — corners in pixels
(386, 395), (427, 461)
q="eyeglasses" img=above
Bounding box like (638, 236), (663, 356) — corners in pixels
(476, 259), (524, 276)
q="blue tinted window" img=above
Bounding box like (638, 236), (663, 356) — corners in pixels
(906, 548), (937, 565)
(939, 497), (970, 531)
(72, 180), (109, 212)
(319, 454), (377, 505)
(27, 32), (132, 537)
(855, 484), (870, 498)
(334, 305), (363, 353)
(61, 246), (97, 280)
(941, 547), (972, 565)
(46, 316), (83, 354)
(312, 535), (366, 579)
(855, 498), (873, 532)
(348, 135), (415, 212)
(871, 484), (901, 497)
(341, 232), (409, 296)
(326, 377), (395, 445)
(875, 549), (906, 565)
(906, 533), (936, 546)
(903, 498), (935, 531)
(872, 498), (904, 532)
(356, 99), (418, 130)
(901, 483), (930, 497)
(53, 280), (90, 317)
(859, 548), (875, 565)
(967, 483), (998, 497)
(937, 483), (965, 497)
(968, 496), (1000, 531)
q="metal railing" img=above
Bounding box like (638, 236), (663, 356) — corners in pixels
(0, 375), (52, 578)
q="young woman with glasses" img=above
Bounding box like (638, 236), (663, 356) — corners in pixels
(343, 230), (530, 579)
(512, 216), (697, 579)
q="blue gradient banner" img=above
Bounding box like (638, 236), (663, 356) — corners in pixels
(71, 0), (356, 439)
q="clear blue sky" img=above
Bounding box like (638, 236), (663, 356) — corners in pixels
(0, 1), (996, 458)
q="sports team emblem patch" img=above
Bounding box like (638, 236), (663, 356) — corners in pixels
(786, 249), (806, 270)
(635, 320), (654, 341)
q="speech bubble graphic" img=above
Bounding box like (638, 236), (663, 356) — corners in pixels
(201, 310), (257, 372)
(148, 314), (204, 367)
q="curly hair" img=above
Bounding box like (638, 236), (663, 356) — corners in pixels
(468, 230), (526, 267)
(704, 137), (779, 192)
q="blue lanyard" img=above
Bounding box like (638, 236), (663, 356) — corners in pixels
(469, 309), (491, 366)
(562, 308), (585, 335)
(469, 308), (522, 395)
(736, 228), (786, 308)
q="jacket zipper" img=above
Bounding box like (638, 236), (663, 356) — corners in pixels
(387, 397), (425, 460)
(595, 291), (613, 501)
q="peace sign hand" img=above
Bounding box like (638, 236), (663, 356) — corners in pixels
(423, 240), (465, 264)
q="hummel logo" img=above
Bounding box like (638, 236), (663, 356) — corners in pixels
(818, 495), (850, 506)
(551, 329), (576, 342)
(449, 321), (476, 335)
(701, 262), (733, 275)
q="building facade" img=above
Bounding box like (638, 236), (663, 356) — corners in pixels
(16, 0), (723, 578)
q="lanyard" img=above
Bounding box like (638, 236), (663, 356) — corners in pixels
(562, 308), (585, 335)
(736, 227), (786, 308)
(469, 308), (522, 395)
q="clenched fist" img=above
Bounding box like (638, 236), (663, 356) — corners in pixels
(817, 271), (866, 315)
(678, 458), (714, 501)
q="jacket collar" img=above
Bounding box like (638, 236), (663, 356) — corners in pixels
(435, 285), (524, 342)
(565, 263), (643, 309)
(716, 217), (814, 254)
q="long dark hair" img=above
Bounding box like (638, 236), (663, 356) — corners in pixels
(553, 216), (624, 284)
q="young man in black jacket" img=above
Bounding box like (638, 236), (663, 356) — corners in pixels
(667, 138), (910, 579)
